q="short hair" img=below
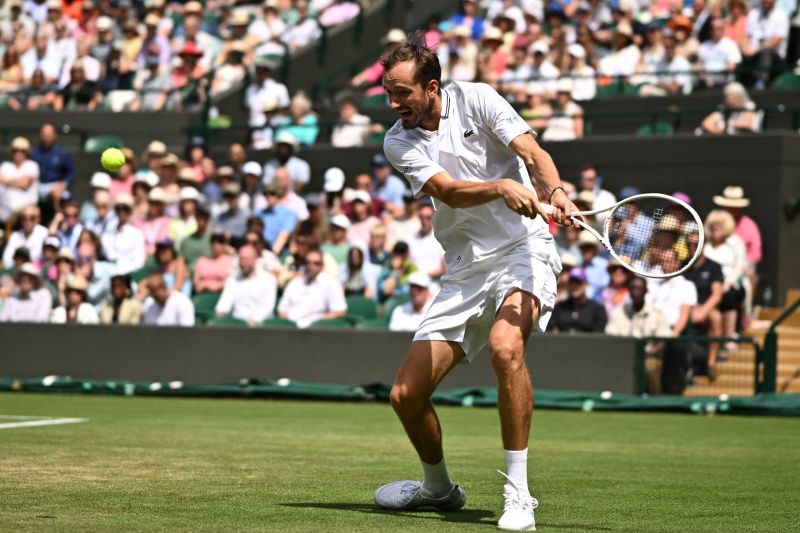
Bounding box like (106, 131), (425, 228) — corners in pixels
(380, 31), (441, 92)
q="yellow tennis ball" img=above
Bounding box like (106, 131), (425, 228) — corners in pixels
(101, 148), (125, 172)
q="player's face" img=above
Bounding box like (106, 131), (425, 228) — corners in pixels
(384, 61), (438, 129)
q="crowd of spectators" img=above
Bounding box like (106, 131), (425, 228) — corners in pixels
(0, 0), (364, 113)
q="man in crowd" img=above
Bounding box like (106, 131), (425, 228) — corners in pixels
(547, 268), (608, 333)
(179, 208), (212, 272)
(213, 183), (249, 245)
(49, 200), (84, 255)
(272, 167), (309, 222)
(577, 231), (609, 301)
(30, 122), (75, 217)
(214, 244), (277, 326)
(646, 249), (698, 338)
(370, 154), (407, 216)
(407, 202), (445, 279)
(331, 97), (373, 147)
(260, 182), (297, 255)
(606, 277), (672, 394)
(277, 247), (347, 328)
(2, 205), (48, 268)
(577, 165), (616, 222)
(389, 271), (435, 332)
(262, 132), (310, 193)
(83, 188), (118, 239)
(346, 191), (381, 247)
(102, 194), (146, 275)
(0, 263), (51, 322)
(741, 0), (790, 88)
(142, 273), (195, 326)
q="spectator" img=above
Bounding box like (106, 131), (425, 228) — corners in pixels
(212, 183), (249, 244)
(2, 205), (48, 268)
(295, 192), (329, 245)
(378, 241), (417, 302)
(597, 22), (641, 77)
(37, 235), (61, 277)
(7, 68), (58, 110)
(51, 247), (76, 307)
(99, 274), (142, 324)
(50, 276), (99, 324)
(282, 0), (322, 50)
(0, 263), (51, 322)
(138, 14), (171, 68)
(193, 232), (233, 294)
(0, 45), (24, 93)
(102, 194), (146, 275)
(48, 200), (83, 255)
(368, 224), (390, 267)
(59, 37), (102, 88)
(547, 268), (608, 333)
(272, 167), (309, 222)
(646, 249), (698, 336)
(601, 258), (631, 317)
(741, 0), (790, 88)
(109, 148), (137, 200)
(713, 186), (762, 268)
(331, 97), (373, 147)
(260, 182), (298, 255)
(245, 58), (289, 140)
(576, 231), (609, 300)
(262, 132), (310, 193)
(80, 171), (111, 223)
(340, 244), (381, 298)
(129, 53), (171, 112)
(179, 208), (212, 272)
(638, 30), (693, 96)
(153, 239), (191, 296)
(74, 239), (113, 307)
(274, 92), (318, 146)
(698, 18), (743, 88)
(450, 0), (485, 41)
(540, 78), (584, 142)
(21, 33), (61, 83)
(476, 26), (509, 84)
(248, 0), (286, 43)
(724, 0), (749, 45)
(346, 172), (386, 218)
(0, 137), (39, 225)
(322, 214), (351, 266)
(210, 41), (246, 96)
(134, 187), (171, 256)
(350, 28), (405, 99)
(606, 277), (672, 394)
(173, 1), (220, 71)
(82, 188), (117, 240)
(520, 84), (552, 137)
(54, 61), (102, 111)
(213, 244), (277, 325)
(277, 247), (347, 328)
(526, 41), (560, 98)
(555, 251), (578, 303)
(700, 82), (761, 134)
(407, 203), (446, 279)
(30, 122), (75, 216)
(703, 209), (748, 345)
(385, 191), (421, 251)
(566, 43), (596, 101)
(389, 271), (435, 332)
(171, 42), (208, 110)
(141, 273), (195, 326)
(168, 187), (201, 248)
(369, 154), (407, 216)
(577, 164), (616, 221)
(346, 190), (381, 247)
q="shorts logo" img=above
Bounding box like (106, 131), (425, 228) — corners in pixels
(463, 129), (474, 138)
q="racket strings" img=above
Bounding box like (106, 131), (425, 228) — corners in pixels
(606, 197), (701, 277)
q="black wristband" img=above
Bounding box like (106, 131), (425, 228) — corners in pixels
(549, 186), (566, 203)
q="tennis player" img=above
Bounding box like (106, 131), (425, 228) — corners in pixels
(373, 36), (577, 531)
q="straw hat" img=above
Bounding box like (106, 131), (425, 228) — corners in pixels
(382, 28), (406, 45)
(11, 136), (31, 152)
(481, 27), (504, 44)
(713, 186), (749, 208)
(66, 276), (89, 293)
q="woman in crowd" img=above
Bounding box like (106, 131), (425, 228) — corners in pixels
(100, 274), (142, 324)
(51, 276), (99, 324)
(153, 239), (191, 296)
(274, 92), (319, 146)
(700, 82), (760, 135)
(193, 232), (233, 294)
(0, 46), (24, 92)
(377, 241), (417, 303)
(340, 245), (381, 298)
(601, 259), (631, 316)
(541, 78), (584, 142)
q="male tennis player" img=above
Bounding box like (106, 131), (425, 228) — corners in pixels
(373, 35), (577, 531)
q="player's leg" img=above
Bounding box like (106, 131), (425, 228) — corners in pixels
(374, 339), (468, 511)
(490, 288), (540, 531)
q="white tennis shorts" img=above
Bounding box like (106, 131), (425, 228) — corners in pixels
(413, 236), (562, 362)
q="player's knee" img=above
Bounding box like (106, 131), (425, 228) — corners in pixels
(489, 340), (525, 375)
(390, 382), (425, 415)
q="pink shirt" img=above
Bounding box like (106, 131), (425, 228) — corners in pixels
(362, 60), (385, 96)
(194, 255), (233, 286)
(133, 216), (171, 250)
(109, 175), (135, 200)
(734, 214), (762, 265)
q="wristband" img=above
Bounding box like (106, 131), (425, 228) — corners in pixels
(549, 186), (566, 203)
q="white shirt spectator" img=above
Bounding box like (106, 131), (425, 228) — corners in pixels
(703, 235), (748, 289)
(262, 156), (311, 189)
(698, 37), (742, 76)
(389, 299), (434, 332)
(282, 191), (309, 222)
(51, 303), (100, 324)
(102, 223), (146, 275)
(0, 287), (51, 322)
(249, 17), (287, 43)
(2, 223), (48, 268)
(408, 230), (446, 277)
(746, 5), (790, 58)
(142, 291), (195, 326)
(59, 55), (101, 88)
(282, 18), (322, 50)
(570, 65), (597, 101)
(21, 43), (62, 81)
(598, 45), (641, 77)
(527, 61), (560, 96)
(278, 271), (348, 328)
(648, 54), (693, 94)
(586, 186), (617, 223)
(331, 113), (371, 147)
(215, 270), (278, 323)
(646, 275), (698, 327)
(245, 78), (290, 128)
(0, 160), (39, 221)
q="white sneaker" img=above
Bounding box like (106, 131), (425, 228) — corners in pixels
(373, 480), (467, 511)
(496, 470), (538, 531)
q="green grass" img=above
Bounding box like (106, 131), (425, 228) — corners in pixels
(0, 393), (798, 532)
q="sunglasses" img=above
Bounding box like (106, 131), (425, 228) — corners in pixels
(306, 260), (323, 266)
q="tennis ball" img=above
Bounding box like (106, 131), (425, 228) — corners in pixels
(101, 148), (125, 172)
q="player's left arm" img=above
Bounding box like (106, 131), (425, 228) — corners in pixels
(508, 133), (578, 227)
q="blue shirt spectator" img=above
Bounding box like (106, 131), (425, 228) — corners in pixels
(577, 232), (609, 301)
(259, 202), (297, 252)
(369, 154), (408, 209)
(262, 133), (311, 192)
(30, 123), (75, 188)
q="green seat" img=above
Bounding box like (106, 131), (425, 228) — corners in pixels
(83, 135), (124, 153)
(356, 317), (390, 330)
(261, 317), (297, 328)
(206, 315), (247, 327)
(192, 291), (222, 324)
(772, 73), (800, 90)
(636, 121), (674, 136)
(309, 317), (353, 329)
(381, 294), (410, 318)
(345, 295), (378, 319)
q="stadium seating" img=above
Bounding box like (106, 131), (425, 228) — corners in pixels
(381, 294), (410, 319)
(193, 292), (222, 324)
(261, 317), (298, 328)
(206, 316), (247, 327)
(309, 317), (354, 329)
(345, 295), (378, 320)
(83, 135), (124, 153)
(355, 317), (391, 330)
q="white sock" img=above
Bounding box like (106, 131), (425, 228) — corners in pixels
(421, 458), (452, 495)
(504, 448), (529, 495)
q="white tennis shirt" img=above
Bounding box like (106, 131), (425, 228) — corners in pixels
(383, 81), (551, 279)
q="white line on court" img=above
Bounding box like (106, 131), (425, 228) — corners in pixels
(0, 418), (87, 430)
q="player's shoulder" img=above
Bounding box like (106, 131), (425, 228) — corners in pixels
(446, 80), (497, 101)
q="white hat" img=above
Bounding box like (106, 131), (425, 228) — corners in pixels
(567, 43), (586, 59)
(577, 231), (600, 248)
(481, 26), (504, 43)
(275, 131), (299, 149)
(556, 78), (574, 93)
(114, 193), (135, 208)
(242, 161), (262, 176)
(531, 41), (550, 55)
(134, 169), (160, 188)
(146, 140), (167, 155)
(148, 187), (169, 203)
(90, 171), (112, 189)
(329, 214), (351, 230)
(382, 28), (406, 45)
(324, 167), (345, 193)
(713, 186), (750, 208)
(18, 262), (41, 278)
(178, 187), (203, 202)
(350, 190), (371, 205)
(408, 271), (431, 288)
(453, 25), (471, 38)
(97, 16), (114, 31)
(559, 252), (578, 269)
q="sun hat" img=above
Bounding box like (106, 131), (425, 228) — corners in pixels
(712, 186), (749, 208)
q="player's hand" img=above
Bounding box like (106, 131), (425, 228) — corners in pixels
(499, 179), (549, 221)
(549, 187), (579, 228)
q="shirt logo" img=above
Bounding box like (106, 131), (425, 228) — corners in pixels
(463, 129), (475, 138)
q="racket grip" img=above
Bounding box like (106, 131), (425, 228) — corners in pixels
(542, 204), (555, 215)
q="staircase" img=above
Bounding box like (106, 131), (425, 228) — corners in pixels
(683, 289), (800, 397)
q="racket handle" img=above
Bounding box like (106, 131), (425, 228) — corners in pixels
(542, 204), (555, 215)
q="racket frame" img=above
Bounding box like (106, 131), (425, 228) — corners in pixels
(543, 193), (705, 279)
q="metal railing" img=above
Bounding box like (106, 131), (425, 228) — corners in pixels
(762, 298), (800, 394)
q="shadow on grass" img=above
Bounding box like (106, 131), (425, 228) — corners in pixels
(281, 502), (496, 526)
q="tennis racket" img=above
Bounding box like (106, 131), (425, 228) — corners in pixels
(543, 193), (705, 279)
